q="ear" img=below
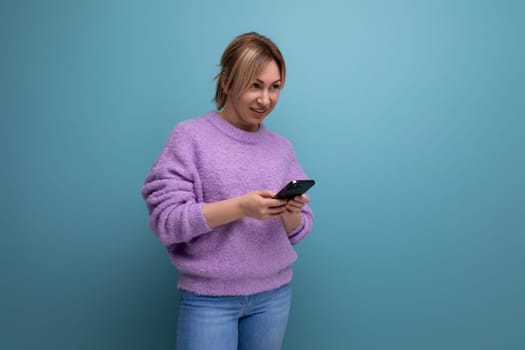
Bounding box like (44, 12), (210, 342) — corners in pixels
(220, 75), (229, 95)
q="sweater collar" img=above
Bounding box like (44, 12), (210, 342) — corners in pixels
(205, 110), (268, 144)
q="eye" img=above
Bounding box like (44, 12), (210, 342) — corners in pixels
(271, 83), (281, 90)
(250, 82), (261, 89)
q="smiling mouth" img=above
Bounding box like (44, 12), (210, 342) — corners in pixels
(251, 107), (267, 113)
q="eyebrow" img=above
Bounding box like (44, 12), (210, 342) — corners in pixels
(255, 78), (281, 85)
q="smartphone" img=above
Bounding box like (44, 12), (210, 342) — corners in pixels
(274, 179), (316, 200)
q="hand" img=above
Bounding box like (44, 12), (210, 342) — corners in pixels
(283, 194), (309, 215)
(280, 194), (309, 233)
(239, 190), (287, 220)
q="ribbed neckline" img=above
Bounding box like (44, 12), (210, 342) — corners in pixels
(205, 110), (268, 144)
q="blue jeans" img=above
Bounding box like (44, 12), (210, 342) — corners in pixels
(177, 283), (292, 350)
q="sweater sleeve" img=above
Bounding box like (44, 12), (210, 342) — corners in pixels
(285, 150), (314, 245)
(141, 124), (212, 245)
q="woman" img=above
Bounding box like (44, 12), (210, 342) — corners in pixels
(142, 32), (314, 350)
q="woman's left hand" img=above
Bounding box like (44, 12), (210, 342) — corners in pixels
(284, 194), (309, 214)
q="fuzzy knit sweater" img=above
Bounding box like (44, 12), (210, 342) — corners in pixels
(141, 110), (314, 296)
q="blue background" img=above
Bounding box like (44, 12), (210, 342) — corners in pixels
(2, 0), (524, 349)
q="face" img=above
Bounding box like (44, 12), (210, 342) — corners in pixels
(220, 60), (282, 132)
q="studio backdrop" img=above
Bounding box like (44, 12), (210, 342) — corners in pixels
(3, 0), (524, 349)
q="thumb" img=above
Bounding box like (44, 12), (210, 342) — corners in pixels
(257, 190), (277, 198)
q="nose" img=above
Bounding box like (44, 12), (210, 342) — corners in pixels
(257, 89), (270, 106)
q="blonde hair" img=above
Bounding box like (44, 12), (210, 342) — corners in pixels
(214, 32), (286, 110)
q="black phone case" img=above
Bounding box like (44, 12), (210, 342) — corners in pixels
(274, 180), (315, 199)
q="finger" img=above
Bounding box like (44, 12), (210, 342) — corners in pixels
(294, 194), (309, 203)
(258, 190), (277, 198)
(267, 198), (287, 207)
(267, 209), (287, 218)
(285, 202), (301, 211)
(287, 200), (304, 209)
(268, 204), (287, 213)
(287, 200), (304, 208)
(288, 206), (302, 213)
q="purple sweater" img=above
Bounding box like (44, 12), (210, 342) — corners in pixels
(142, 111), (314, 296)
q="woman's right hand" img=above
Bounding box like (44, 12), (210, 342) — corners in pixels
(203, 190), (287, 228)
(239, 190), (287, 220)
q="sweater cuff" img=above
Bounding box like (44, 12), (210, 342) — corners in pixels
(287, 215), (305, 243)
(188, 202), (213, 239)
